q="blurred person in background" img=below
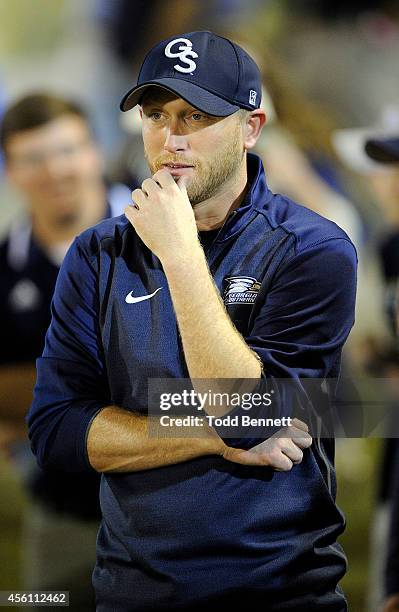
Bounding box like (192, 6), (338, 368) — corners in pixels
(365, 133), (399, 612)
(250, 45), (364, 249)
(260, 0), (399, 127)
(333, 113), (399, 611)
(0, 92), (129, 610)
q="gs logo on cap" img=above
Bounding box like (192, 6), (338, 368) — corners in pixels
(164, 38), (198, 74)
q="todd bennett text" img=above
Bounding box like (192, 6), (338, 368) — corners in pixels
(159, 415), (293, 428)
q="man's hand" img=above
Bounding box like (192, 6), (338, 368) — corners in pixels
(222, 418), (312, 470)
(124, 170), (198, 264)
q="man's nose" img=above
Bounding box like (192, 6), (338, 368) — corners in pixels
(163, 126), (188, 154)
(41, 155), (72, 179)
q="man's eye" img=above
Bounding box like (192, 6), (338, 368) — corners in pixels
(191, 113), (205, 121)
(149, 112), (163, 121)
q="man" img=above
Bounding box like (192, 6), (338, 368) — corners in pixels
(28, 32), (357, 611)
(0, 92), (129, 607)
(365, 136), (399, 612)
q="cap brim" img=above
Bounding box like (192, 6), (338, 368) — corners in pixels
(365, 138), (399, 163)
(120, 78), (240, 117)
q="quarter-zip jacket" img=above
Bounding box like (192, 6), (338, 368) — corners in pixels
(28, 154), (357, 611)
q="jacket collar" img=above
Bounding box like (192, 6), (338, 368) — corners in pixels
(215, 153), (273, 242)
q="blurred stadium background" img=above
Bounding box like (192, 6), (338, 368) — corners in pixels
(2, 1), (399, 610)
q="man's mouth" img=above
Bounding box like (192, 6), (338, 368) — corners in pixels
(162, 163), (195, 176)
(162, 163), (194, 169)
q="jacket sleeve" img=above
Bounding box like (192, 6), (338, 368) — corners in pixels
(226, 237), (357, 447)
(27, 235), (111, 472)
(246, 237), (357, 377)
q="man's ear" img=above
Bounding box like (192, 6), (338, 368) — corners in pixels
(244, 109), (267, 150)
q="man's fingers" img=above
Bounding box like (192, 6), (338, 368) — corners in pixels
(295, 435), (312, 450)
(286, 428), (312, 449)
(222, 420), (312, 471)
(131, 188), (146, 208)
(223, 446), (294, 471)
(124, 205), (139, 223)
(272, 422), (312, 449)
(223, 446), (274, 468)
(153, 168), (176, 188)
(291, 418), (309, 432)
(151, 168), (190, 195)
(141, 177), (160, 196)
(268, 451), (294, 471)
(176, 174), (189, 193)
(222, 447), (264, 467)
(281, 441), (303, 464)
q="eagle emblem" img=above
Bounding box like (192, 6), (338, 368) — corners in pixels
(223, 276), (261, 305)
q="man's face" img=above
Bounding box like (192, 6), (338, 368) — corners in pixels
(5, 115), (103, 226)
(140, 89), (246, 205)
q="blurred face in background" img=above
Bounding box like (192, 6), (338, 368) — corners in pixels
(368, 165), (399, 226)
(4, 115), (104, 227)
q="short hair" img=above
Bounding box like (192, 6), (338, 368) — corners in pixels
(237, 108), (250, 123)
(0, 92), (91, 155)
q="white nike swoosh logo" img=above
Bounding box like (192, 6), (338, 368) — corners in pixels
(125, 287), (162, 304)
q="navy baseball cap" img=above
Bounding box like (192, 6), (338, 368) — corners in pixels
(365, 136), (399, 163)
(120, 31), (262, 117)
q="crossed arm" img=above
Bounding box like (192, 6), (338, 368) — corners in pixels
(87, 405), (311, 473)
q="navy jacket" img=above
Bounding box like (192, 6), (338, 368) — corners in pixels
(28, 154), (357, 611)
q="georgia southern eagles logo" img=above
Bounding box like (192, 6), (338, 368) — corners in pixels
(223, 276), (261, 305)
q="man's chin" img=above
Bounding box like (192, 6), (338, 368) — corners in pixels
(48, 201), (81, 227)
(53, 212), (81, 227)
